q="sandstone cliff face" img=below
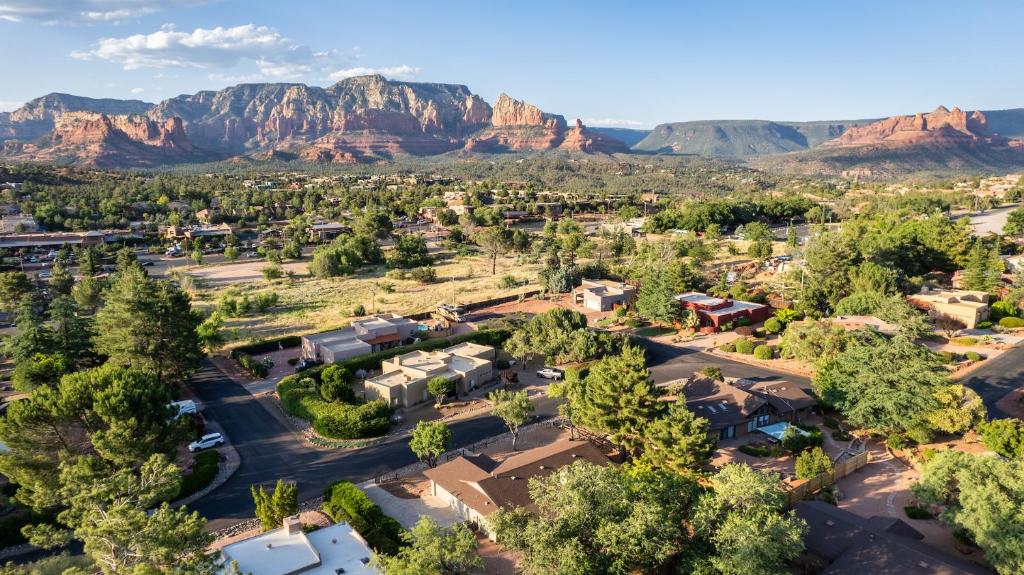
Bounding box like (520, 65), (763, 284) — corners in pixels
(824, 106), (1005, 147)
(466, 93), (570, 152)
(559, 119), (630, 153)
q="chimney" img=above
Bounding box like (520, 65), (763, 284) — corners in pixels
(283, 514), (302, 536)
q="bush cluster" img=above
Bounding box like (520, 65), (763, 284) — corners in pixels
(999, 316), (1024, 329)
(323, 481), (405, 554)
(178, 451), (220, 499)
(753, 344), (774, 360)
(964, 351), (983, 362)
(277, 377), (391, 439)
(234, 351), (268, 378)
(781, 424), (824, 453)
(734, 338), (756, 354)
(763, 317), (783, 334)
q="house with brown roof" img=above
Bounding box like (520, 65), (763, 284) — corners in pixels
(423, 439), (613, 539)
(677, 376), (816, 441)
(795, 501), (990, 575)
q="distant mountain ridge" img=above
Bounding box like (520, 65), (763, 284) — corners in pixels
(0, 77), (628, 167)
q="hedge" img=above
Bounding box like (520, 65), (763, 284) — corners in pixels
(323, 481), (405, 555)
(177, 451), (220, 500)
(234, 335), (302, 356)
(999, 316), (1024, 329)
(949, 336), (979, 346)
(277, 377), (392, 439)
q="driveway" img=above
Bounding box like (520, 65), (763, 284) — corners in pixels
(357, 481), (460, 529)
(638, 338), (812, 390)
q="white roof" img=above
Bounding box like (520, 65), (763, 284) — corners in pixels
(674, 292), (766, 317)
(221, 522), (377, 575)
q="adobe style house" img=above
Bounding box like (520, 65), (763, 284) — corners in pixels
(907, 287), (990, 329)
(218, 515), (378, 575)
(423, 439), (612, 539)
(363, 342), (495, 407)
(572, 279), (637, 312)
(674, 292), (771, 329)
(677, 375), (816, 441)
(795, 501), (989, 575)
(829, 315), (900, 335)
(300, 313), (419, 364)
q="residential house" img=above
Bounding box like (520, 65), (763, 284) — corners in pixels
(423, 439), (613, 539)
(164, 224), (234, 241)
(795, 501), (989, 575)
(908, 287), (990, 329)
(829, 315), (900, 335)
(195, 208), (215, 224)
(676, 375), (816, 441)
(363, 342), (495, 407)
(674, 292), (771, 329)
(219, 515), (377, 575)
(300, 313), (419, 364)
(0, 214), (40, 234)
(599, 217), (646, 237)
(572, 279), (637, 312)
(307, 221), (350, 242)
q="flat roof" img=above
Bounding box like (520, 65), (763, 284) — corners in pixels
(221, 522), (376, 575)
(675, 292), (766, 316)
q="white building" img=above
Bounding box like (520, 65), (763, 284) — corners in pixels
(219, 516), (378, 575)
(364, 342), (495, 407)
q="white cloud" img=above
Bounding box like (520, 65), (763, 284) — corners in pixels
(130, 87), (146, 93)
(0, 0), (204, 24)
(329, 65), (420, 82)
(0, 100), (25, 112)
(583, 118), (646, 127)
(72, 24), (315, 72)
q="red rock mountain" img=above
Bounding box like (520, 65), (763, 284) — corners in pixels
(823, 106), (1012, 147)
(0, 77), (627, 166)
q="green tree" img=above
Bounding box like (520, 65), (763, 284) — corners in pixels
(710, 509), (807, 575)
(747, 239), (773, 261)
(960, 241), (1003, 293)
(473, 226), (513, 275)
(913, 451), (1024, 575)
(636, 266), (678, 325)
(813, 334), (949, 436)
(224, 245), (240, 261)
(93, 265), (203, 385)
(73, 276), (104, 314)
(0, 271), (32, 313)
(409, 421), (452, 468)
(373, 516), (481, 575)
(354, 209), (393, 239)
(49, 260), (75, 296)
(196, 313), (226, 353)
(251, 479), (298, 532)
(640, 401), (714, 474)
(795, 447), (833, 479)
(427, 376), (455, 407)
(489, 389), (534, 450)
(49, 294), (93, 363)
(786, 223), (798, 248)
(11, 353), (70, 393)
(387, 234), (432, 269)
(579, 345), (662, 455)
(23, 454), (213, 575)
(978, 419), (1024, 458)
(4, 293), (53, 363)
(927, 385), (986, 435)
(319, 365), (354, 403)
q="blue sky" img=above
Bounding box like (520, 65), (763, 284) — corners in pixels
(2, 0), (1023, 127)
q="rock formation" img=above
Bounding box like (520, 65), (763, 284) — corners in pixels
(559, 119), (630, 153)
(823, 106), (1005, 147)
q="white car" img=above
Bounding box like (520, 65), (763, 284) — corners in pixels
(536, 368), (563, 380)
(188, 433), (224, 452)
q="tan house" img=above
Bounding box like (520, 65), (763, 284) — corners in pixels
(908, 287), (990, 329)
(572, 279), (637, 312)
(301, 313), (419, 364)
(423, 439), (612, 539)
(829, 315), (900, 335)
(364, 342), (495, 407)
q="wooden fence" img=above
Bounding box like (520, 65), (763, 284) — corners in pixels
(785, 450), (870, 506)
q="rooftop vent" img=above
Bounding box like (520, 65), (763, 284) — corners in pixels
(918, 561), (930, 569)
(360, 558), (370, 565)
(332, 539), (337, 544)
(266, 543), (273, 549)
(538, 465), (547, 470)
(570, 453), (579, 458)
(335, 569), (346, 574)
(509, 475), (519, 480)
(825, 520), (835, 527)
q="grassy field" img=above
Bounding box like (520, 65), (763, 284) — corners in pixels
(186, 250), (543, 347)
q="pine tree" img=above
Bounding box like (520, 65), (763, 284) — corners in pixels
(252, 479), (298, 531)
(580, 345), (663, 455)
(961, 242), (1002, 293)
(49, 294), (93, 364)
(4, 293), (54, 363)
(636, 267), (678, 325)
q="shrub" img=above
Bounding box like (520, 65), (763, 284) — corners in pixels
(323, 481), (405, 554)
(782, 425), (824, 453)
(178, 451), (220, 499)
(287, 357), (299, 366)
(409, 266), (437, 283)
(950, 336), (979, 346)
(977, 320), (993, 329)
(701, 366), (724, 381)
(320, 365), (355, 403)
(990, 300), (1020, 321)
(999, 316), (1024, 329)
(904, 505), (932, 520)
(234, 351), (269, 378)
(734, 338), (756, 355)
(277, 377), (391, 439)
(735, 316), (751, 327)
(352, 304), (366, 316)
(763, 317), (783, 334)
(498, 275), (521, 289)
(385, 268), (406, 280)
(625, 318), (643, 328)
(262, 265), (283, 280)
(735, 326), (756, 337)
(964, 351), (983, 362)
(937, 350), (956, 364)
(886, 434), (909, 451)
(978, 418), (1024, 458)
(795, 447), (834, 479)
(753, 344), (774, 360)
(719, 342), (736, 353)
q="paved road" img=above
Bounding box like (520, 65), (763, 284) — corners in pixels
(188, 361), (512, 531)
(958, 345), (1024, 419)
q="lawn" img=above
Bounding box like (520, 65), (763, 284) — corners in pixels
(633, 325), (676, 338)
(187, 250), (543, 347)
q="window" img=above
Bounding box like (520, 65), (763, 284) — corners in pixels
(719, 426), (735, 440)
(754, 414), (770, 428)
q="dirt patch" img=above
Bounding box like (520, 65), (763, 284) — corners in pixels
(475, 533), (519, 575)
(378, 477), (430, 500)
(995, 388), (1024, 419)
